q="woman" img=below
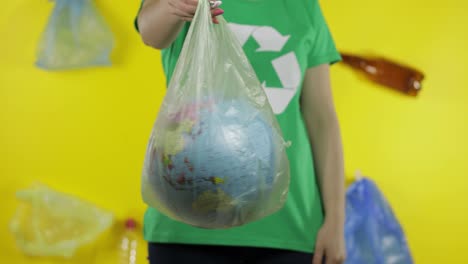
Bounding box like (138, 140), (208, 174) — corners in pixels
(135, 0), (346, 263)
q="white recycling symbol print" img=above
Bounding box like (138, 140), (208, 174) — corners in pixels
(228, 23), (301, 114)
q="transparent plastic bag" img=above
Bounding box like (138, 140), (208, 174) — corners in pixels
(36, 0), (114, 70)
(141, 0), (290, 229)
(345, 177), (414, 264)
(9, 184), (114, 258)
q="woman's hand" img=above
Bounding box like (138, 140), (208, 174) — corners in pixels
(165, 0), (224, 23)
(138, 0), (223, 48)
(312, 219), (346, 264)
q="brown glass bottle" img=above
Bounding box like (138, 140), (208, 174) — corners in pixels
(340, 53), (425, 96)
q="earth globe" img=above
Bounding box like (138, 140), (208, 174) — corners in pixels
(142, 99), (287, 228)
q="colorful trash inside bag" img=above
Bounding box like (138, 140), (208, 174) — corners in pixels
(345, 177), (414, 264)
(141, 0), (290, 229)
(10, 184), (114, 258)
(36, 0), (114, 70)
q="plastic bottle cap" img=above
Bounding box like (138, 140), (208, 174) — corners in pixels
(125, 218), (137, 229)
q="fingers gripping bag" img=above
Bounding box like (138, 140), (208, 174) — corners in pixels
(141, 0), (290, 229)
(36, 0), (114, 70)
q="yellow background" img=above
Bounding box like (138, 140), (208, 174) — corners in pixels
(1, 0), (467, 263)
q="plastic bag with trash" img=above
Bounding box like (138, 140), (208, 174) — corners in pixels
(10, 184), (114, 258)
(345, 176), (414, 264)
(36, 0), (114, 70)
(141, 0), (290, 229)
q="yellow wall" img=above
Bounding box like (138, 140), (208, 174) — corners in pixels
(1, 0), (466, 263)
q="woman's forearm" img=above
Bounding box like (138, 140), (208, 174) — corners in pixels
(137, 0), (185, 49)
(301, 64), (346, 227)
(307, 114), (346, 225)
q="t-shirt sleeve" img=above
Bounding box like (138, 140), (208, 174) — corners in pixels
(134, 1), (144, 32)
(307, 0), (341, 68)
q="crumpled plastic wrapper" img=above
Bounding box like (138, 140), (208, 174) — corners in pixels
(10, 184), (114, 258)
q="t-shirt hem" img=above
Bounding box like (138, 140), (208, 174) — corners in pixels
(144, 233), (315, 254)
(308, 51), (342, 69)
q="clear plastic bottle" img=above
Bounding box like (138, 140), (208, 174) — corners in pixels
(119, 218), (138, 264)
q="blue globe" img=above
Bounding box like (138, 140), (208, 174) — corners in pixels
(145, 99), (282, 228)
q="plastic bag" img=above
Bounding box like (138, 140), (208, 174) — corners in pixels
(141, 0), (290, 229)
(36, 0), (114, 70)
(345, 176), (414, 264)
(9, 184), (114, 258)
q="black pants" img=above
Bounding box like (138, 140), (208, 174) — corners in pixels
(148, 242), (314, 264)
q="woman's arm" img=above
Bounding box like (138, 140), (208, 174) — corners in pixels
(301, 64), (346, 264)
(137, 0), (223, 49)
(137, 0), (186, 49)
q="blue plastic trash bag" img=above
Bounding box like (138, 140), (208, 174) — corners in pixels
(345, 177), (414, 264)
(36, 0), (114, 70)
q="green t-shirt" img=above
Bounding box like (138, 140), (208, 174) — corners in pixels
(136, 0), (341, 253)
